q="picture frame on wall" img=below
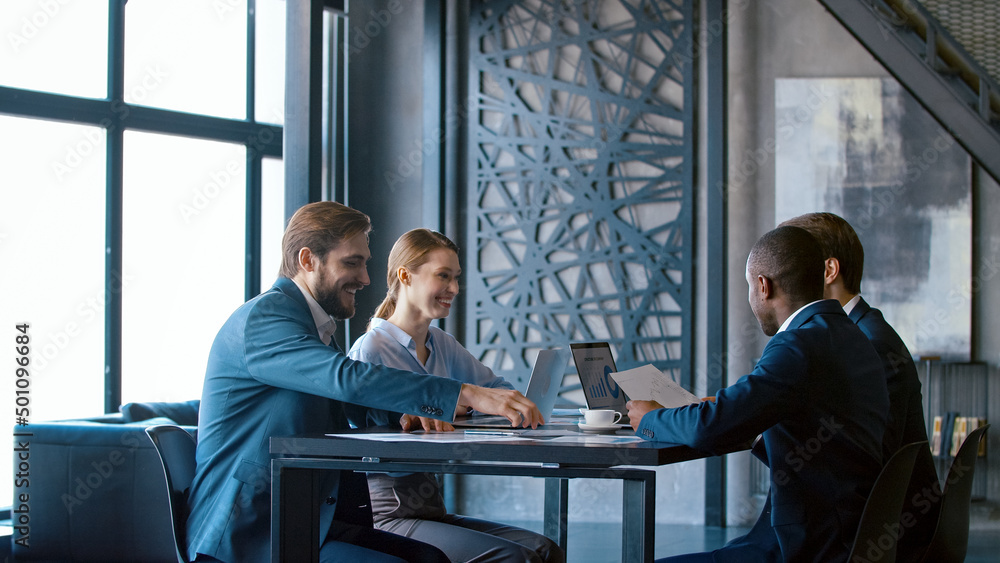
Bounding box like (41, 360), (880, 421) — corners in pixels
(775, 77), (972, 361)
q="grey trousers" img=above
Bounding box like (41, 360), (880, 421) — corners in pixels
(375, 513), (565, 563)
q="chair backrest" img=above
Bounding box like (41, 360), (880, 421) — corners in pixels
(145, 425), (198, 563)
(919, 424), (990, 563)
(848, 440), (925, 563)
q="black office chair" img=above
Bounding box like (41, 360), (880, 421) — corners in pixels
(919, 424), (990, 563)
(145, 425), (198, 563)
(847, 440), (926, 562)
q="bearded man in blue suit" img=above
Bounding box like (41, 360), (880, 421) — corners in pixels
(185, 202), (543, 563)
(781, 212), (937, 563)
(628, 226), (889, 562)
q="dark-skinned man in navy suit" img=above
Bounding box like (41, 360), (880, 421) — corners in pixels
(628, 226), (888, 562)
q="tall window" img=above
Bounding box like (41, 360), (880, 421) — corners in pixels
(0, 0), (285, 506)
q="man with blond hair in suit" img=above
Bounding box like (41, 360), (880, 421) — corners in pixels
(780, 211), (937, 563)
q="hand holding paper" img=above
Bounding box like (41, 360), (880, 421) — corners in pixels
(610, 364), (699, 408)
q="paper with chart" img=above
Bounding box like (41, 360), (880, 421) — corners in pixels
(609, 364), (699, 408)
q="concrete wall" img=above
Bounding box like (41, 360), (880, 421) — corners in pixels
(346, 0), (430, 343)
(973, 167), (1000, 500)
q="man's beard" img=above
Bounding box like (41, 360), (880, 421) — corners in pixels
(315, 270), (356, 320)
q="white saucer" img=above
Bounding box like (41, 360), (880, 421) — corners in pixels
(578, 422), (621, 433)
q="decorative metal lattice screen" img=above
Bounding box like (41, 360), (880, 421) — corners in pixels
(465, 0), (694, 394)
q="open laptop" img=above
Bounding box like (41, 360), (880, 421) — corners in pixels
(453, 348), (570, 428)
(570, 342), (630, 424)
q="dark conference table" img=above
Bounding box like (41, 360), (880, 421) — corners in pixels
(270, 424), (716, 563)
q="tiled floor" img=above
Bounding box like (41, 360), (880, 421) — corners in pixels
(965, 500), (1000, 563)
(561, 522), (1000, 561)
(512, 499), (1000, 561)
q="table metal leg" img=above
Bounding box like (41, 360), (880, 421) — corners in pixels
(543, 477), (569, 550)
(622, 473), (655, 563)
(271, 457), (662, 563)
(272, 461), (321, 562)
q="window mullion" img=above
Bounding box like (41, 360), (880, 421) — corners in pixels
(104, 0), (126, 413)
(246, 0), (262, 299)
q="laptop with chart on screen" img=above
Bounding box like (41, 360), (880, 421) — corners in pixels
(570, 342), (630, 424)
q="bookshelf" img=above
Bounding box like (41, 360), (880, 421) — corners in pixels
(744, 359), (995, 512)
(920, 359), (991, 499)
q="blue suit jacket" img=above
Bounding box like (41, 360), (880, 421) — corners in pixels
(638, 300), (888, 562)
(849, 297), (938, 562)
(185, 278), (463, 562)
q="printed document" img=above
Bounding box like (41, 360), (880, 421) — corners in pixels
(610, 364), (699, 408)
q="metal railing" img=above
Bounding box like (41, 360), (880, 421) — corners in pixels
(819, 0), (1000, 183)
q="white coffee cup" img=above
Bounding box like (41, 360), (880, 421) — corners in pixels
(581, 409), (622, 426)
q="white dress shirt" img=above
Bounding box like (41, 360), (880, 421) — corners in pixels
(291, 278), (337, 345)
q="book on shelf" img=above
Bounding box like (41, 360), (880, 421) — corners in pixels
(941, 411), (958, 458)
(950, 416), (968, 457)
(965, 417), (989, 457)
(930, 415), (941, 456)
(931, 413), (989, 458)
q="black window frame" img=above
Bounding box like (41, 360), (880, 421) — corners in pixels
(0, 0), (281, 413)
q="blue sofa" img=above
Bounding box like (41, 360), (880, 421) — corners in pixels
(11, 401), (198, 562)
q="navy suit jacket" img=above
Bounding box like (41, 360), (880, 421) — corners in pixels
(849, 297), (938, 561)
(185, 278), (463, 562)
(638, 300), (888, 562)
